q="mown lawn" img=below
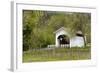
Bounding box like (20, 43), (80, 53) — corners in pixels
(23, 47), (91, 63)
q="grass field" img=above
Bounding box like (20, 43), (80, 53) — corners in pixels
(23, 46), (91, 63)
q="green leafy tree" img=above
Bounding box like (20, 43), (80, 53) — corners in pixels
(23, 10), (91, 51)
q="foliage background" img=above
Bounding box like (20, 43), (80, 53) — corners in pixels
(23, 10), (91, 51)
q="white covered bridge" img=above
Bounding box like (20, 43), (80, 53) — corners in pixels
(48, 27), (85, 48)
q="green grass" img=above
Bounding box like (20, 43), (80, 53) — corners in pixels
(23, 46), (91, 63)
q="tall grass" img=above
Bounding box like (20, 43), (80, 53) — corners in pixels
(23, 46), (91, 62)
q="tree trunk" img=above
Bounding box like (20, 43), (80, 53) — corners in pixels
(83, 36), (86, 47)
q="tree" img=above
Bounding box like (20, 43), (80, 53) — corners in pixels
(23, 10), (91, 51)
(69, 13), (91, 46)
